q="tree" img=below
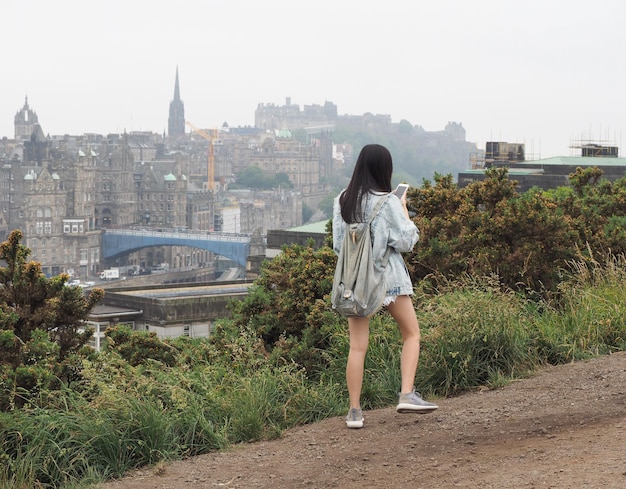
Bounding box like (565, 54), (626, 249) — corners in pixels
(235, 166), (294, 190)
(236, 166), (268, 188)
(318, 192), (336, 219)
(0, 230), (104, 409)
(274, 172), (293, 189)
(214, 241), (338, 375)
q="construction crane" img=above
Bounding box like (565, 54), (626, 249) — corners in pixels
(186, 121), (217, 192)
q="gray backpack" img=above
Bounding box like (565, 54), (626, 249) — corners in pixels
(332, 195), (391, 317)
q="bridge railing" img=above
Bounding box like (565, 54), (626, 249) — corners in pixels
(107, 228), (252, 243)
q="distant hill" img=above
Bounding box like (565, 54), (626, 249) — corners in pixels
(333, 115), (477, 186)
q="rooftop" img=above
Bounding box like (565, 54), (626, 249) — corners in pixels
(524, 156), (626, 167)
(288, 220), (329, 234)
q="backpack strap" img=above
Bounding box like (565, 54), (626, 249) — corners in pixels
(367, 194), (389, 225)
(368, 194), (392, 267)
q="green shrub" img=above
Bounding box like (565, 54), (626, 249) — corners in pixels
(105, 325), (178, 367)
(220, 242), (337, 374)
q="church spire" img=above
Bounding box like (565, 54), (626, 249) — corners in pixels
(174, 66), (181, 102)
(168, 66), (185, 138)
(15, 95), (39, 140)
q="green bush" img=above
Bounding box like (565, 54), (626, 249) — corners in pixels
(104, 325), (178, 367)
(409, 168), (626, 296)
(222, 242), (338, 375)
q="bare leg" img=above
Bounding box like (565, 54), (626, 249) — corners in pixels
(346, 316), (370, 409)
(387, 295), (421, 393)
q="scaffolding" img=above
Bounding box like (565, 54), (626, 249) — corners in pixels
(569, 138), (619, 158)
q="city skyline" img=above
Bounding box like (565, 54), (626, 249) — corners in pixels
(2, 0), (625, 159)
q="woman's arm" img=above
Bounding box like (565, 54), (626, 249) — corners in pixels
(380, 195), (419, 253)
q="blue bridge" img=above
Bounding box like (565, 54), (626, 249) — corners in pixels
(102, 229), (252, 267)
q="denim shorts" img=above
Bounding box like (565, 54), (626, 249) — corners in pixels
(383, 286), (404, 307)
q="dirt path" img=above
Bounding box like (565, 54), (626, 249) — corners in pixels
(98, 351), (626, 488)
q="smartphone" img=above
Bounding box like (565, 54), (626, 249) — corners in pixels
(393, 183), (409, 199)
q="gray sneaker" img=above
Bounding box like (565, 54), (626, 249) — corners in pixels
(396, 390), (438, 413)
(345, 408), (364, 428)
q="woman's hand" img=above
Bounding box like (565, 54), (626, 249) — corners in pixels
(400, 194), (410, 219)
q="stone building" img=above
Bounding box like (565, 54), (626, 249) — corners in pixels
(127, 131), (159, 162)
(255, 97), (338, 130)
(1, 103), (103, 278)
(231, 188), (303, 233)
(250, 133), (320, 189)
(186, 189), (216, 231)
(16, 164), (101, 279)
(129, 158), (189, 268)
(134, 160), (188, 229)
(94, 135), (136, 229)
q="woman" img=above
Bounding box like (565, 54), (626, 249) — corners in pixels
(332, 144), (438, 429)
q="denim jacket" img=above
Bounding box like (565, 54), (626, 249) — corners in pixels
(333, 191), (419, 297)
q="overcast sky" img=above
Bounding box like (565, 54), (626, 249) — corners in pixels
(2, 0), (625, 159)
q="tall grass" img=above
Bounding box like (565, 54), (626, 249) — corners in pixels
(414, 276), (539, 397)
(533, 253), (626, 362)
(1, 256), (625, 488)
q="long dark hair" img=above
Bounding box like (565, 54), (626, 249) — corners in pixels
(340, 144), (393, 223)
